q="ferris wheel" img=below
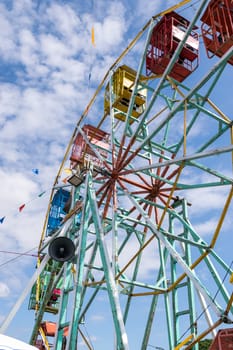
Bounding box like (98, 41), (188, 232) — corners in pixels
(1, 0), (233, 349)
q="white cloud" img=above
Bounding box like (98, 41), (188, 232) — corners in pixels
(191, 217), (219, 237)
(39, 34), (71, 65)
(90, 314), (105, 322)
(0, 9), (16, 60)
(19, 29), (38, 66)
(0, 282), (10, 297)
(95, 17), (125, 50)
(136, 0), (162, 21)
(45, 3), (81, 39)
(92, 2), (128, 54)
(0, 169), (39, 207)
(184, 185), (228, 215)
(0, 84), (21, 120)
(135, 0), (179, 24)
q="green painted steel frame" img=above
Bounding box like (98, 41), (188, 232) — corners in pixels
(25, 1), (233, 349)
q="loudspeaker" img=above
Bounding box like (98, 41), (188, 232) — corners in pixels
(49, 237), (75, 262)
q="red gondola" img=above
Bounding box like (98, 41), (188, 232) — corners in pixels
(146, 11), (199, 82)
(70, 124), (109, 170)
(208, 328), (233, 350)
(201, 0), (233, 65)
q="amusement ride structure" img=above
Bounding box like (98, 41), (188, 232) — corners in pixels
(1, 0), (233, 349)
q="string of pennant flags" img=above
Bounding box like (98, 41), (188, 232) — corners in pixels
(1, 191), (46, 224)
(0, 169), (39, 223)
(0, 168), (72, 224)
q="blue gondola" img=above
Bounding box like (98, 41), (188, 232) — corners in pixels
(46, 188), (70, 236)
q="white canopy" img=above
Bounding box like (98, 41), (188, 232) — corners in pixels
(0, 334), (38, 350)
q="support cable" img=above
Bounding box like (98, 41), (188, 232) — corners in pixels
(0, 247), (38, 268)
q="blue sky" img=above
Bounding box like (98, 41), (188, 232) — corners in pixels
(0, 0), (233, 349)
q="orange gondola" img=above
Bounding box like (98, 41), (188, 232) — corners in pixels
(40, 321), (69, 337)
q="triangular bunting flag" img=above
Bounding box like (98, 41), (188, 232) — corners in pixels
(0, 216), (5, 224)
(19, 204), (26, 212)
(64, 168), (72, 175)
(62, 177), (68, 184)
(38, 191), (46, 197)
(91, 26), (95, 47)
